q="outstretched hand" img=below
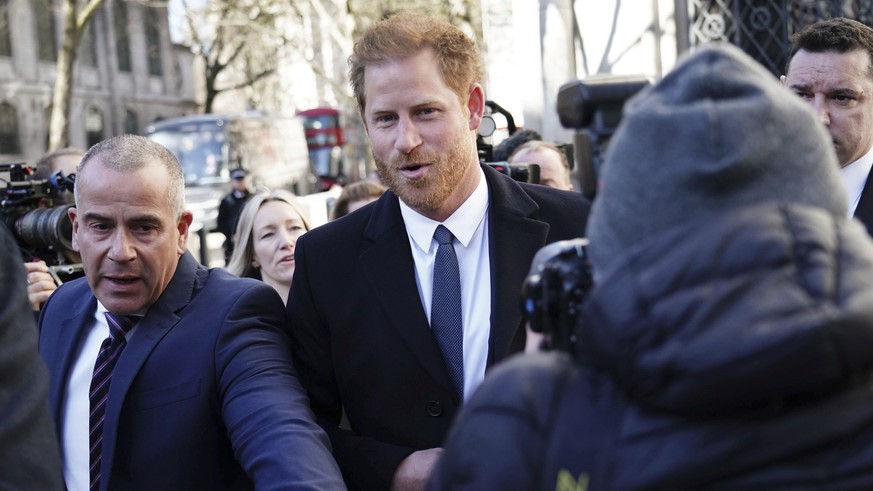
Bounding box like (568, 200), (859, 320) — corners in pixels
(24, 260), (58, 311)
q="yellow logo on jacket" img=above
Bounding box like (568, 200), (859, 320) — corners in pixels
(556, 469), (589, 491)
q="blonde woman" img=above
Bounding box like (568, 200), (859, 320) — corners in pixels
(226, 190), (311, 304)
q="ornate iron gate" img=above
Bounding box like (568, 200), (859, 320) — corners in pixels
(687, 0), (873, 75)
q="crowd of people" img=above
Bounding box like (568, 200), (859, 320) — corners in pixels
(6, 10), (873, 491)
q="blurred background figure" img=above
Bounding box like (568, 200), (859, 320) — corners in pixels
(491, 128), (542, 162)
(24, 147), (85, 312)
(0, 224), (64, 490)
(217, 168), (253, 264)
(330, 180), (387, 220)
(226, 189), (311, 304)
(508, 140), (574, 191)
(33, 147), (84, 181)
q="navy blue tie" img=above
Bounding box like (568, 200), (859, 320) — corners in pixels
(431, 225), (464, 399)
(90, 312), (136, 491)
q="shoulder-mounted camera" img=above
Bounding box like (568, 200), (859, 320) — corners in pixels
(557, 75), (650, 200)
(1, 162), (82, 283)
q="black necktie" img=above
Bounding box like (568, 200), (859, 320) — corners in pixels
(89, 312), (136, 491)
(431, 225), (464, 399)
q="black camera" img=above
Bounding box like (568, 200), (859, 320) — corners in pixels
(487, 162), (540, 184)
(557, 75), (650, 200)
(521, 238), (592, 352)
(477, 100), (542, 184)
(1, 162), (83, 284)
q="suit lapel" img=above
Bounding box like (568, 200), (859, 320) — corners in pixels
(854, 169), (873, 235)
(360, 192), (455, 393)
(47, 291), (96, 430)
(483, 165), (550, 366)
(100, 252), (199, 483)
(361, 170), (552, 384)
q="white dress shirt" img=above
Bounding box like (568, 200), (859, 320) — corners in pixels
(399, 167), (490, 401)
(62, 302), (140, 491)
(839, 145), (873, 217)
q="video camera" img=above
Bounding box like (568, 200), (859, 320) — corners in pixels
(557, 75), (650, 200)
(1, 162), (83, 285)
(477, 100), (541, 184)
(517, 77), (649, 353)
(521, 238), (592, 352)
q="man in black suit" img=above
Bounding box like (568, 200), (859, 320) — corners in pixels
(286, 11), (589, 491)
(782, 18), (873, 232)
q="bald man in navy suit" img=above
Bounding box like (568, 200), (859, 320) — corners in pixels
(38, 135), (345, 491)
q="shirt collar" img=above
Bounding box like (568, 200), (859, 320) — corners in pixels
(840, 144), (873, 214)
(96, 300), (148, 320)
(400, 167), (489, 253)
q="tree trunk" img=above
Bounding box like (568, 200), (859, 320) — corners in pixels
(48, 1), (81, 151)
(48, 0), (106, 151)
(204, 86), (217, 113)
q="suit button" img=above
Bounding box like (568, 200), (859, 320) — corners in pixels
(425, 401), (443, 417)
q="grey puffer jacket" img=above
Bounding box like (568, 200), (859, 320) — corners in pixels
(430, 203), (873, 491)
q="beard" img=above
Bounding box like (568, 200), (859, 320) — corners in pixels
(375, 135), (474, 214)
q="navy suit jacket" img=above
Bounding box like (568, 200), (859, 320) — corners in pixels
(287, 165), (590, 490)
(39, 252), (346, 491)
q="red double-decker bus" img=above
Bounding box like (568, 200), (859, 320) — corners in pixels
(298, 107), (345, 191)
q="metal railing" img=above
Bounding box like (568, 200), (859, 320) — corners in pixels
(686, 0), (873, 75)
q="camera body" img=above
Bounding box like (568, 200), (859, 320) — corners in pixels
(487, 161), (540, 184)
(1, 162), (83, 284)
(518, 78), (649, 352)
(557, 75), (650, 200)
(477, 100), (542, 184)
(521, 238), (592, 352)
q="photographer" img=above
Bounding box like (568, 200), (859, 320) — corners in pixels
(21, 148), (84, 312)
(508, 140), (573, 191)
(430, 44), (873, 490)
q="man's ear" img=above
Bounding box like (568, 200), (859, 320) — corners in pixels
(176, 211), (193, 255)
(69, 207), (80, 251)
(466, 84), (485, 132)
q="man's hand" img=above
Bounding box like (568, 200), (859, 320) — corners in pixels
(390, 447), (444, 491)
(24, 261), (58, 311)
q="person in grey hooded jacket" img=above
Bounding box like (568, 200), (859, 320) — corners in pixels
(428, 43), (873, 491)
(0, 224), (63, 490)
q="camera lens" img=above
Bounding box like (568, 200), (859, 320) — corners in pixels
(15, 204), (74, 251)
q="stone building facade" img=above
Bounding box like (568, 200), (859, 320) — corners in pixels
(0, 0), (197, 165)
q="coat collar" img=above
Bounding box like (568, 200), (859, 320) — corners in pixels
(854, 168), (873, 235)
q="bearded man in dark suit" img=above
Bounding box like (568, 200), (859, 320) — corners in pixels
(286, 12), (590, 491)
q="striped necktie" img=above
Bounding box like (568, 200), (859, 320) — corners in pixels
(89, 312), (136, 491)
